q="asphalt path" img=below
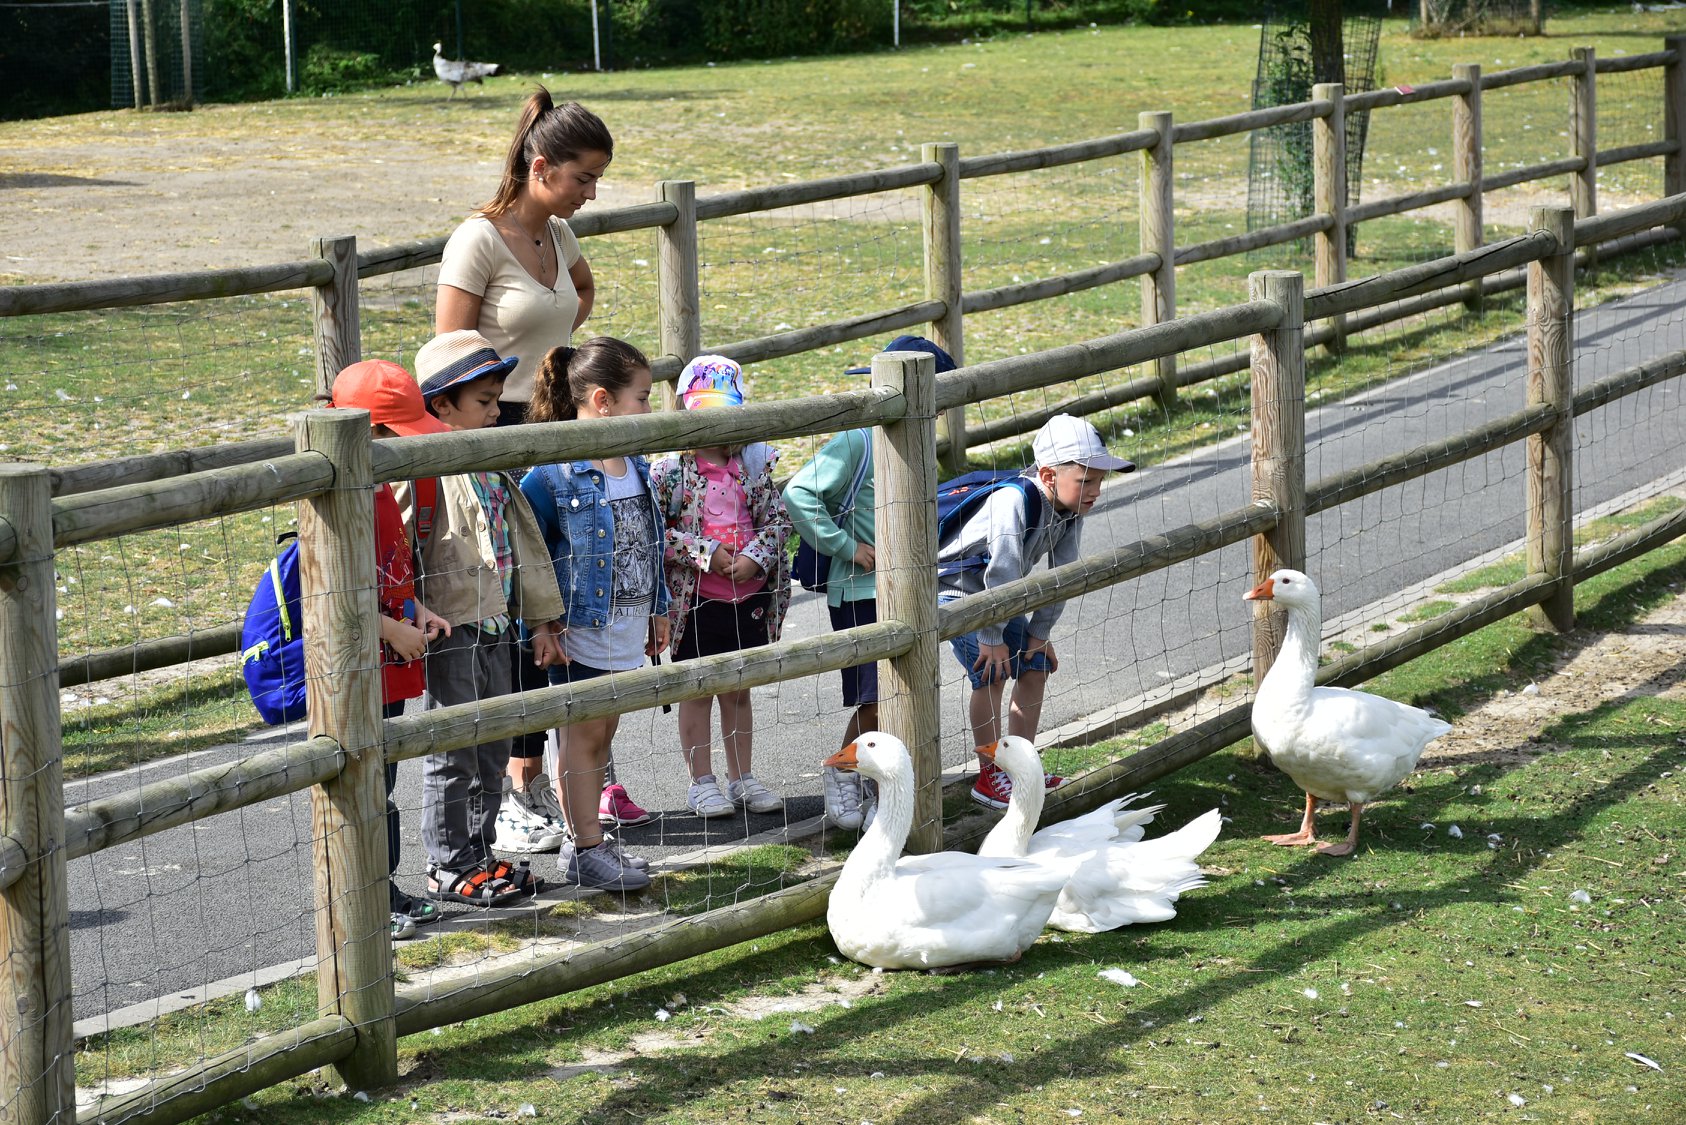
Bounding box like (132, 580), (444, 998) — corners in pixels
(63, 278), (1686, 1029)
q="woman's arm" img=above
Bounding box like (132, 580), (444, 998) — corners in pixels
(436, 284), (484, 334)
(569, 257), (594, 330)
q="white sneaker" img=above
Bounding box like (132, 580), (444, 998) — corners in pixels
(688, 777), (736, 818)
(728, 774), (785, 815)
(860, 778), (879, 832)
(524, 771), (569, 823)
(496, 777), (568, 853)
(823, 765), (864, 830)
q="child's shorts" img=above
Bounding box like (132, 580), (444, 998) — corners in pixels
(944, 606), (1055, 690)
(827, 598), (880, 708)
(547, 659), (613, 687)
(673, 590), (773, 661)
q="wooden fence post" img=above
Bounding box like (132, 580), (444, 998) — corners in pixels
(656, 180), (701, 414)
(1570, 47), (1597, 271)
(922, 142), (967, 474)
(1311, 85), (1347, 355)
(0, 466), (74, 1125)
(1453, 63), (1485, 313)
(1248, 271), (1306, 701)
(311, 235), (362, 403)
(290, 409), (396, 1090)
(1665, 37), (1686, 207)
(1139, 111), (1178, 409)
(872, 348), (943, 853)
(1526, 206), (1576, 633)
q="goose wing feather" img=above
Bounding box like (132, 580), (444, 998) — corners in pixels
(1269, 686), (1452, 804)
(1027, 809), (1222, 932)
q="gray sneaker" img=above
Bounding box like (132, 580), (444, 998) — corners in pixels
(728, 774), (785, 815)
(688, 777), (736, 818)
(600, 832), (651, 871)
(823, 765), (864, 830)
(559, 838), (651, 891)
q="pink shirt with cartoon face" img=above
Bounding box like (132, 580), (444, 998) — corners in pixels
(696, 453), (765, 603)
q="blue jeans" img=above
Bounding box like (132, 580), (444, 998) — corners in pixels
(942, 598), (1054, 691)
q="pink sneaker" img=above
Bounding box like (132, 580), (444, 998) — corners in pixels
(599, 783), (653, 827)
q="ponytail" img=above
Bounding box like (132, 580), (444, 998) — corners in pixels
(481, 87), (614, 218)
(529, 338), (649, 424)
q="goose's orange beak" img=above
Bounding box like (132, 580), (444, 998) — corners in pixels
(823, 743), (860, 771)
(1243, 578), (1276, 602)
(976, 741), (999, 761)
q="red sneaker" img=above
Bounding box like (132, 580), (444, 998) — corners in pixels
(1043, 772), (1065, 791)
(598, 783), (653, 827)
(970, 762), (1014, 810)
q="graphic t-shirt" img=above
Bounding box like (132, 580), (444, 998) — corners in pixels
(695, 454), (765, 604)
(562, 464), (659, 673)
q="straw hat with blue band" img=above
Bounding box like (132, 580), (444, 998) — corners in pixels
(414, 329), (521, 400)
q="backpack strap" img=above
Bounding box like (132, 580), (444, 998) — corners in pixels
(412, 477), (439, 548)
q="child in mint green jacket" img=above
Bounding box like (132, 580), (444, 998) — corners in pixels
(784, 428), (878, 830)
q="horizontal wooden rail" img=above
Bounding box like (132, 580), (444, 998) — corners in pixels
(1345, 75), (1472, 112)
(962, 370), (1167, 450)
(57, 736), (343, 871)
(78, 1015), (355, 1125)
(1346, 181), (1472, 225)
(369, 387), (905, 484)
(1575, 191), (1686, 245)
(1482, 58), (1584, 90)
(1175, 214), (1332, 266)
(935, 300), (1281, 413)
(1316, 574), (1557, 691)
(1307, 403), (1559, 516)
(1304, 229), (1555, 322)
(358, 237), (448, 278)
(695, 300), (946, 373)
(958, 129), (1158, 178)
(383, 620), (914, 765)
(1573, 504), (1686, 582)
(961, 253), (1160, 315)
(1571, 346), (1686, 417)
(1594, 49), (1674, 74)
(1172, 99), (1328, 144)
(1599, 140), (1676, 167)
(43, 453), (334, 554)
(941, 503), (1279, 642)
(696, 163), (940, 220)
(568, 200), (684, 237)
(50, 437), (295, 499)
(0, 260), (331, 318)
(58, 622), (243, 689)
(1484, 156), (1586, 193)
(394, 879), (831, 1035)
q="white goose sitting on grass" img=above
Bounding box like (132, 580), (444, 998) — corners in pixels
(1245, 568), (1453, 857)
(978, 735), (1221, 932)
(823, 733), (1074, 970)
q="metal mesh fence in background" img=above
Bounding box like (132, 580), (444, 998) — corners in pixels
(108, 0), (203, 109)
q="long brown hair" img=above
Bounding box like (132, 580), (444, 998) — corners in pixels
(480, 87), (613, 218)
(530, 337), (650, 423)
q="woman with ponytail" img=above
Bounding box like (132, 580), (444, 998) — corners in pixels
(436, 87), (613, 428)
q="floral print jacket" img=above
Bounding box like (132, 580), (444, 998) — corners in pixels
(649, 442), (793, 654)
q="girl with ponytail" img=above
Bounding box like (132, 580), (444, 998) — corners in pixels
(437, 87), (614, 427)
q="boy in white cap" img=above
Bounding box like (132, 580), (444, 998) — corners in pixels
(936, 413), (1134, 809)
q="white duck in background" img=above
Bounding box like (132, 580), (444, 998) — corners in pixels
(978, 735), (1221, 932)
(824, 734), (1074, 970)
(1245, 568), (1452, 857)
(432, 42), (501, 98)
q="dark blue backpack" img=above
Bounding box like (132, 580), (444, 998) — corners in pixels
(240, 479), (438, 725)
(240, 535), (307, 725)
(934, 470), (1044, 576)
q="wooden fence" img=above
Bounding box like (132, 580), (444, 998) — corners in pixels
(3, 189), (1686, 1124)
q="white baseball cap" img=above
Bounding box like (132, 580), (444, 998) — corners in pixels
(1032, 414), (1135, 473)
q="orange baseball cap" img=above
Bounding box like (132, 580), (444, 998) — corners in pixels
(330, 359), (448, 436)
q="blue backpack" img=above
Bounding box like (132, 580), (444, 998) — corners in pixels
(934, 470), (1044, 576)
(240, 479), (437, 725)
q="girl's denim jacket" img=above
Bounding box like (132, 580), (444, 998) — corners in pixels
(519, 457), (672, 631)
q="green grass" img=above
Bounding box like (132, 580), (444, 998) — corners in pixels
(75, 540), (1686, 1122)
(1439, 495), (1686, 594)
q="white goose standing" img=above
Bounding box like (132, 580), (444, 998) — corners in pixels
(432, 42), (501, 98)
(824, 734), (1073, 969)
(978, 735), (1221, 932)
(1245, 568), (1452, 856)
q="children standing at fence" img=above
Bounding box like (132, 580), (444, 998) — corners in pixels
(406, 331), (567, 906)
(937, 413), (1134, 809)
(520, 337), (667, 892)
(326, 359), (455, 936)
(651, 355), (792, 819)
